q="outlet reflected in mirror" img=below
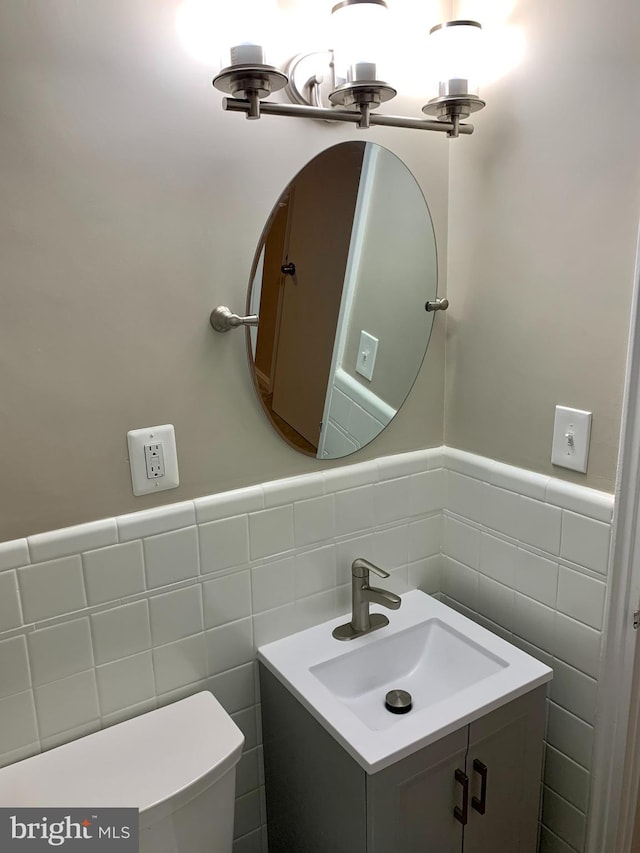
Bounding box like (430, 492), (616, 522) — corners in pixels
(246, 142), (438, 459)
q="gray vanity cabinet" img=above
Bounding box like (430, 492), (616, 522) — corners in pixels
(260, 664), (546, 853)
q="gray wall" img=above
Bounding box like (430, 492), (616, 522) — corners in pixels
(0, 0), (448, 540)
(445, 0), (640, 492)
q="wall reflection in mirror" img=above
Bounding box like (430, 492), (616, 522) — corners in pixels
(247, 142), (438, 459)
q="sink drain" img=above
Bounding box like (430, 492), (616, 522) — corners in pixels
(385, 689), (413, 714)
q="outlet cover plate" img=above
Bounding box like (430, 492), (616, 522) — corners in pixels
(551, 406), (592, 473)
(127, 424), (179, 496)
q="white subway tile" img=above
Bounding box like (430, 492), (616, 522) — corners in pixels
(547, 702), (594, 770)
(40, 720), (100, 752)
(294, 495), (335, 548)
(294, 545), (336, 598)
(0, 539), (29, 571)
(96, 651), (156, 716)
(426, 447), (447, 470)
(0, 691), (38, 753)
(234, 789), (262, 839)
(557, 567), (606, 630)
(517, 496), (562, 555)
(546, 479), (613, 523)
(248, 507), (294, 560)
(90, 600), (151, 665)
(143, 526), (199, 589)
(373, 477), (410, 525)
(117, 502), (195, 542)
(149, 585), (203, 646)
(478, 485), (521, 538)
(263, 475), (324, 509)
(195, 486), (263, 523)
(0, 636), (31, 698)
(18, 556), (86, 623)
(443, 516), (480, 569)
(206, 618), (254, 676)
(441, 557), (478, 611)
(376, 450), (430, 480)
(236, 748), (260, 798)
(152, 634), (207, 695)
(544, 745), (590, 812)
(83, 541), (145, 605)
(513, 594), (555, 652)
(478, 534), (517, 587)
(28, 519), (117, 564)
(408, 515), (441, 562)
(0, 742), (40, 770)
(375, 524), (409, 570)
(28, 617), (93, 686)
(102, 699), (158, 729)
(348, 405), (382, 446)
(509, 636), (554, 669)
(477, 576), (515, 632)
(0, 571), (23, 632)
(560, 512), (611, 575)
(199, 515), (250, 574)
(443, 448), (494, 480)
(252, 604), (299, 648)
(514, 549), (558, 608)
(35, 670), (99, 739)
(409, 468), (445, 516)
(553, 613), (601, 678)
(251, 557), (295, 613)
(489, 462), (549, 501)
(203, 571), (251, 629)
(206, 662), (256, 715)
(550, 659), (598, 725)
(408, 555), (442, 594)
(541, 786), (587, 852)
(539, 825), (578, 853)
(447, 472), (487, 524)
(231, 707), (258, 753)
(321, 459), (378, 492)
(295, 589), (340, 633)
(334, 486), (375, 536)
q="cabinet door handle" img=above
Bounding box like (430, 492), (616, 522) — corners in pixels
(471, 759), (488, 815)
(453, 768), (469, 825)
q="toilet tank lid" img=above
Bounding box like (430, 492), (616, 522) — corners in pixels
(0, 691), (244, 813)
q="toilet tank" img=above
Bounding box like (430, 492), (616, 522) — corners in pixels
(0, 691), (244, 853)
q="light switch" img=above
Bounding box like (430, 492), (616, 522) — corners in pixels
(355, 331), (379, 382)
(551, 406), (592, 473)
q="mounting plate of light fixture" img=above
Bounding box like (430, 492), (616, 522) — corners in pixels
(209, 0), (486, 138)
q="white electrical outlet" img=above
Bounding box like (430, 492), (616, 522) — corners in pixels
(551, 406), (592, 473)
(355, 330), (379, 382)
(127, 425), (179, 496)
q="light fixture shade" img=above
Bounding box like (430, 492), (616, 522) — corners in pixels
(429, 20), (483, 100)
(176, 0), (279, 71)
(331, 0), (390, 84)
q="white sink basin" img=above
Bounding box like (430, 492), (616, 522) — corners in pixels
(258, 590), (552, 773)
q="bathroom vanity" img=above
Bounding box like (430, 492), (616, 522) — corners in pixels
(258, 590), (551, 853)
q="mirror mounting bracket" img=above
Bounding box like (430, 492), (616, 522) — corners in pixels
(210, 306), (259, 333)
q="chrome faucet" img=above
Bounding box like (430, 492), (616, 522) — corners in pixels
(332, 558), (402, 641)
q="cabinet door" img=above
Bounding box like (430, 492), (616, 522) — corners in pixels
(465, 687), (546, 853)
(367, 727), (468, 853)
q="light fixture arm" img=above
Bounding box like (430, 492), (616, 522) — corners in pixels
(222, 97), (474, 136)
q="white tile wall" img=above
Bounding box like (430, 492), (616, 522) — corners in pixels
(0, 446), (614, 853)
(439, 447), (614, 852)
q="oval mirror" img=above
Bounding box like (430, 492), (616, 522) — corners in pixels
(246, 141), (438, 459)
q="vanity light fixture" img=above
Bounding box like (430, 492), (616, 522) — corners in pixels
(211, 1), (486, 139)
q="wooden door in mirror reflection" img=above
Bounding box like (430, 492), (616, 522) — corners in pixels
(256, 144), (364, 453)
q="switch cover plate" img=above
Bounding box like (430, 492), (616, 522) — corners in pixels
(355, 330), (379, 382)
(551, 406), (592, 473)
(127, 424), (179, 496)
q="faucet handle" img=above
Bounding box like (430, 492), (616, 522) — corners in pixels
(352, 558), (390, 580)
